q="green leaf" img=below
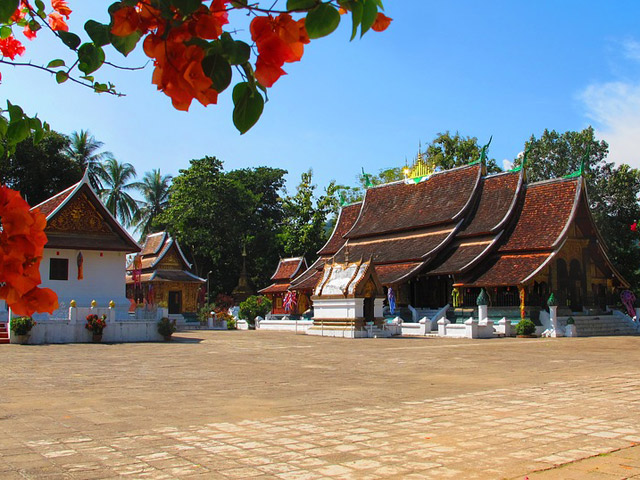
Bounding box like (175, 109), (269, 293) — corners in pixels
(287, 0), (317, 9)
(47, 59), (66, 68)
(0, 26), (12, 39)
(360, 0), (377, 36)
(55, 71), (69, 83)
(78, 43), (105, 75)
(6, 119), (30, 145)
(350, 2), (363, 41)
(80, 75), (95, 82)
(0, 115), (8, 137)
(172, 0), (201, 15)
(222, 39), (250, 65)
(232, 82), (264, 134)
(85, 20), (111, 47)
(7, 102), (23, 122)
(28, 20), (41, 32)
(94, 82), (109, 93)
(34, 0), (45, 13)
(110, 30), (141, 56)
(201, 54), (232, 93)
(0, 0), (18, 24)
(0, 144), (5, 158)
(305, 3), (340, 39)
(58, 31), (81, 50)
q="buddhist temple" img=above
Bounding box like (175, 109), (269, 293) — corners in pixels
(126, 232), (204, 317)
(291, 160), (628, 325)
(259, 257), (308, 316)
(30, 172), (140, 311)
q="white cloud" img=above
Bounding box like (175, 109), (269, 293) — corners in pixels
(622, 39), (640, 62)
(502, 159), (513, 170)
(581, 81), (640, 168)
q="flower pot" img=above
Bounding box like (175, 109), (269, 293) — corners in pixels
(92, 333), (103, 343)
(15, 334), (30, 344)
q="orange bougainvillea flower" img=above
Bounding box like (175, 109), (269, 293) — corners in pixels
(111, 6), (140, 37)
(0, 185), (58, 316)
(0, 36), (25, 59)
(47, 12), (68, 31)
(23, 25), (37, 40)
(51, 0), (72, 19)
(251, 13), (309, 88)
(371, 13), (392, 32)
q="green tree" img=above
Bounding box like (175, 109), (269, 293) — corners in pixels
(0, 131), (81, 205)
(225, 167), (287, 290)
(514, 127), (609, 183)
(98, 158), (140, 227)
(158, 157), (285, 296)
(424, 131), (501, 173)
(65, 130), (111, 191)
(280, 170), (338, 262)
(134, 169), (172, 240)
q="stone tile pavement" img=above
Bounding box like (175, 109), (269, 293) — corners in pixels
(1, 332), (639, 479)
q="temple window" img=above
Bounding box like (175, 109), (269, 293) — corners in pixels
(50, 258), (69, 281)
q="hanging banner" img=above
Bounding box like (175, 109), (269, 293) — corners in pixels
(388, 287), (396, 315)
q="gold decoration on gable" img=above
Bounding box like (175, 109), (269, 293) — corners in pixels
(158, 249), (182, 270)
(47, 193), (112, 234)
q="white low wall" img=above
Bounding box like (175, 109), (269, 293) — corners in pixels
(10, 306), (164, 344)
(257, 319), (314, 332)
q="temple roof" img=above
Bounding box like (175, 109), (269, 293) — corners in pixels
(270, 257), (307, 281)
(130, 231), (192, 272)
(289, 258), (324, 292)
(317, 202), (362, 256)
(126, 269), (204, 284)
(31, 174), (140, 253)
(345, 164), (481, 239)
(458, 177), (583, 287)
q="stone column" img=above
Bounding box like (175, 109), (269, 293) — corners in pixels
(549, 305), (561, 337)
(464, 317), (478, 338)
(437, 318), (449, 337)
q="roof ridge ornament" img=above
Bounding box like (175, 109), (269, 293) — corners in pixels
(511, 143), (532, 182)
(564, 145), (590, 179)
(470, 136), (492, 166)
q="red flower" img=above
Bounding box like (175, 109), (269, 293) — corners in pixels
(51, 0), (71, 19)
(631, 222), (637, 232)
(23, 25), (37, 40)
(371, 13), (392, 32)
(0, 36), (26, 60)
(47, 12), (68, 32)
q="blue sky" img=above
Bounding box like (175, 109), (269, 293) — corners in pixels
(2, 1), (640, 193)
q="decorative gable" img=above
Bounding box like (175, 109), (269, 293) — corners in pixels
(46, 192), (112, 234)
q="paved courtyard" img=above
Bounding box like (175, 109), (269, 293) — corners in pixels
(1, 331), (640, 479)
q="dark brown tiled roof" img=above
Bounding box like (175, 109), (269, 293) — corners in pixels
(259, 283), (291, 294)
(459, 171), (521, 237)
(31, 182), (78, 217)
(317, 202), (362, 256)
(460, 253), (551, 287)
(140, 232), (167, 255)
(271, 257), (306, 281)
(429, 241), (493, 275)
(345, 164), (480, 239)
(376, 262), (424, 285)
(499, 178), (579, 252)
(334, 228), (453, 264)
(290, 259), (324, 292)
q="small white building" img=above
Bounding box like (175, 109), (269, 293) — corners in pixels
(30, 174), (140, 315)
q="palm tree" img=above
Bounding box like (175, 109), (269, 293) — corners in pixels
(65, 130), (111, 190)
(98, 158), (141, 227)
(134, 169), (173, 239)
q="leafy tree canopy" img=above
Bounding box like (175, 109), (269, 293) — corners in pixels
(0, 130), (81, 205)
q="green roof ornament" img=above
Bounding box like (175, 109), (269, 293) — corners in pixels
(476, 288), (489, 306)
(361, 167), (373, 188)
(547, 293), (557, 307)
(564, 145), (590, 179)
(476, 135), (492, 166)
(339, 191), (348, 207)
(511, 144), (532, 173)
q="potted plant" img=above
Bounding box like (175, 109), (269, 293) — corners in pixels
(157, 317), (177, 341)
(515, 318), (536, 337)
(11, 317), (36, 344)
(215, 311), (234, 330)
(85, 314), (107, 342)
(565, 317), (577, 337)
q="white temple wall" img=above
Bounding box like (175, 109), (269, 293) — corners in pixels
(312, 297), (364, 319)
(40, 249), (129, 308)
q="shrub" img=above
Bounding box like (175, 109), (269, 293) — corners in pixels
(85, 314), (107, 334)
(566, 317), (575, 325)
(216, 311), (235, 329)
(158, 317), (177, 337)
(11, 317), (36, 336)
(214, 293), (235, 313)
(238, 295), (272, 326)
(198, 303), (216, 325)
(515, 318), (536, 336)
